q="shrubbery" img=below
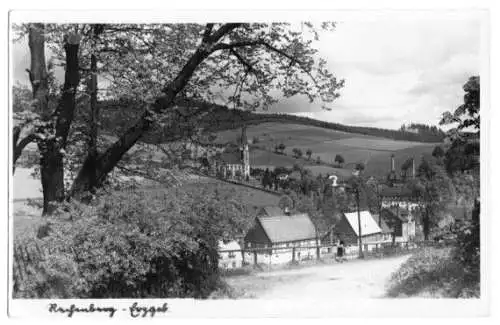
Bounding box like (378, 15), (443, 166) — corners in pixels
(14, 186), (252, 298)
(387, 217), (480, 298)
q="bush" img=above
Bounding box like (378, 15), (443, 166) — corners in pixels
(14, 187), (252, 299)
(386, 246), (479, 298)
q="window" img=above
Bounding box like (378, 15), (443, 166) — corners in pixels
(232, 262), (237, 268)
(228, 252), (236, 258)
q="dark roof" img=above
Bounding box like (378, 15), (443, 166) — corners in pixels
(380, 186), (413, 198)
(259, 206), (284, 217)
(372, 214), (393, 233)
(219, 151), (242, 165)
(257, 213), (316, 243)
(381, 207), (409, 222)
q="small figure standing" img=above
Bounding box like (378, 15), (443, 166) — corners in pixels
(336, 240), (345, 263)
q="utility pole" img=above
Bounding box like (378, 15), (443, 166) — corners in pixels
(356, 187), (364, 259)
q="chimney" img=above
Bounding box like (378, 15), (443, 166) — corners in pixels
(411, 157), (415, 178)
(390, 154), (395, 172)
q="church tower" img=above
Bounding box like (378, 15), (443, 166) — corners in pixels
(241, 126), (250, 179)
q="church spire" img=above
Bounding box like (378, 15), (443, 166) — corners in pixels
(241, 125), (248, 146)
(241, 125), (250, 180)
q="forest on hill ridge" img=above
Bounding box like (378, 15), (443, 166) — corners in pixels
(98, 98), (446, 144)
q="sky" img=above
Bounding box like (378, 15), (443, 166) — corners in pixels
(11, 17), (482, 130)
(269, 18), (482, 129)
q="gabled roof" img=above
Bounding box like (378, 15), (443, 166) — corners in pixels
(257, 213), (316, 243)
(381, 207), (410, 222)
(219, 151), (242, 165)
(371, 214), (392, 233)
(343, 211), (382, 236)
(218, 240), (241, 251)
(259, 206), (284, 217)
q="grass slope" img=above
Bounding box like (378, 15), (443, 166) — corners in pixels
(218, 122), (436, 178)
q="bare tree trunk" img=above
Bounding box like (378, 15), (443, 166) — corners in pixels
(13, 24), (50, 171)
(35, 30), (80, 214)
(28, 24), (50, 116)
(23, 23), (63, 215)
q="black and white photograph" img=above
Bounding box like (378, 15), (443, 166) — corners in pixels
(6, 6), (490, 318)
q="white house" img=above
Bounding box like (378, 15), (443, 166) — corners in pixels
(218, 240), (243, 269)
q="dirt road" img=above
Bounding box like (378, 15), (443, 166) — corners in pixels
(226, 255), (411, 299)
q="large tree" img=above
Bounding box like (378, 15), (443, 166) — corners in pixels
(13, 24), (82, 213)
(13, 23), (344, 212)
(440, 76), (480, 175)
(409, 157), (456, 240)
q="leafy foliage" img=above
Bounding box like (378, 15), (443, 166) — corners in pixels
(440, 76), (480, 133)
(408, 157), (456, 240)
(306, 148), (313, 160)
(15, 186), (252, 298)
(440, 76), (480, 175)
(292, 148), (303, 159)
(387, 246), (479, 298)
(334, 154), (344, 163)
(431, 145), (444, 159)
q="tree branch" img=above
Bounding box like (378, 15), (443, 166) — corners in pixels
(207, 23), (242, 44)
(229, 48), (255, 73)
(202, 23), (214, 43)
(13, 132), (38, 171)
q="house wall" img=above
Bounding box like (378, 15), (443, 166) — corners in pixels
(401, 221), (416, 241)
(218, 250), (243, 269)
(240, 238), (319, 265)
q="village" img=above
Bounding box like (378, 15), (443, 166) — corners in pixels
(204, 127), (469, 270)
(10, 20), (481, 303)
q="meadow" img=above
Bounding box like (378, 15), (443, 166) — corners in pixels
(218, 122), (436, 178)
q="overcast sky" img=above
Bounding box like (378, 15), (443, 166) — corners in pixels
(12, 17), (482, 130)
(271, 18), (482, 129)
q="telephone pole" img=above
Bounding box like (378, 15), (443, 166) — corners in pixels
(355, 187), (364, 259)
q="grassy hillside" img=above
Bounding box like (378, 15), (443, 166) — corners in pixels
(98, 99), (445, 144)
(181, 179), (281, 212)
(217, 122), (436, 178)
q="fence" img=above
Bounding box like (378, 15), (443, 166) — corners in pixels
(218, 240), (438, 270)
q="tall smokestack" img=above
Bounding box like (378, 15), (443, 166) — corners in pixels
(390, 154), (395, 172)
(412, 157), (415, 178)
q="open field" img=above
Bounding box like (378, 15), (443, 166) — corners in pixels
(181, 178), (281, 210)
(218, 122), (436, 178)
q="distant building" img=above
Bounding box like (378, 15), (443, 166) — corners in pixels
(328, 210), (383, 245)
(385, 154), (416, 186)
(218, 240), (243, 269)
(380, 186), (419, 209)
(215, 126), (250, 180)
(379, 207), (416, 242)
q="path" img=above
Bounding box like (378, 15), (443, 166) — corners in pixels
(227, 255), (411, 299)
